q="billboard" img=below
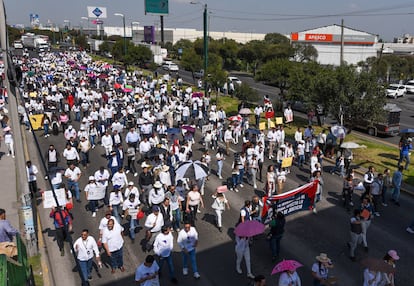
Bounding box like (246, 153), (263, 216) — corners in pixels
(144, 26), (155, 43)
(87, 6), (107, 18)
(145, 0), (169, 15)
(291, 32), (375, 45)
(30, 13), (40, 28)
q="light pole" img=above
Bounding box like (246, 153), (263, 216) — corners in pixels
(190, 1), (208, 95)
(114, 13), (126, 56)
(81, 17), (89, 37)
(131, 21), (140, 42)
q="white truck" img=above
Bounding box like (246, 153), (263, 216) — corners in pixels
(21, 34), (50, 52)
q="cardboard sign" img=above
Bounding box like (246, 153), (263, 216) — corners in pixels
(275, 117), (283, 125)
(127, 208), (139, 218)
(281, 157), (293, 168)
(259, 122), (267, 130)
(43, 188), (67, 208)
(86, 185), (107, 200)
(202, 124), (214, 134)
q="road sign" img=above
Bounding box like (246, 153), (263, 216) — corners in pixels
(92, 19), (104, 25)
(145, 0), (169, 15)
(87, 6), (107, 18)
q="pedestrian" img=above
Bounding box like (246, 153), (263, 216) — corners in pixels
(73, 229), (101, 284)
(0, 208), (19, 242)
(111, 167), (128, 190)
(211, 190), (230, 232)
(391, 166), (403, 206)
(63, 143), (80, 166)
(138, 162), (154, 206)
(235, 236), (255, 279)
(64, 163), (82, 202)
(78, 136), (91, 169)
(177, 222), (201, 279)
(3, 128), (14, 158)
(165, 185), (183, 232)
(45, 144), (60, 171)
(342, 175), (354, 211)
(363, 166), (375, 196)
(109, 186), (124, 224)
(348, 209), (363, 261)
(311, 253), (334, 286)
(360, 197), (373, 252)
(26, 161), (39, 195)
(144, 206), (164, 252)
(153, 225), (178, 283)
(398, 137), (412, 170)
(251, 274), (266, 286)
(379, 250), (399, 286)
(406, 219), (414, 234)
(50, 206), (72, 256)
(126, 145), (138, 177)
(124, 181), (140, 200)
(135, 255), (160, 286)
(310, 170), (324, 214)
(382, 168), (392, 206)
(278, 269), (301, 286)
(371, 174), (383, 216)
(159, 197), (173, 227)
(102, 218), (125, 274)
(267, 211), (285, 261)
(250, 195), (263, 222)
(248, 154), (259, 189)
(122, 193), (141, 243)
(185, 184), (204, 226)
(148, 181), (165, 207)
(84, 176), (99, 217)
(94, 166), (110, 206)
(362, 267), (381, 286)
(224, 126), (234, 155)
(216, 149), (225, 179)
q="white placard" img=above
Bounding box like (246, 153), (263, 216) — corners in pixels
(127, 208), (139, 218)
(43, 188), (67, 208)
(86, 185), (106, 200)
(202, 124), (213, 135)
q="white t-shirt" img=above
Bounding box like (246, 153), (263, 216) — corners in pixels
(278, 271), (301, 286)
(135, 261), (160, 286)
(153, 232), (174, 257)
(101, 223), (124, 252)
(311, 262), (329, 279)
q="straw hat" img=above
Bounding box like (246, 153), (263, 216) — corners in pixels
(315, 253), (331, 263)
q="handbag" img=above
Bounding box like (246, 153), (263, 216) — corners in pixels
(136, 209), (145, 220)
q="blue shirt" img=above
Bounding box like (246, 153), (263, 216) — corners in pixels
(392, 170), (403, 188)
(0, 220), (19, 242)
(125, 131), (140, 143)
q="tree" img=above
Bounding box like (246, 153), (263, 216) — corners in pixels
(264, 33), (290, 45)
(75, 35), (88, 50)
(218, 39), (241, 70)
(124, 44), (153, 66)
(234, 82), (260, 103)
(293, 43), (318, 62)
(99, 41), (111, 53)
(255, 58), (296, 95)
(238, 40), (267, 75)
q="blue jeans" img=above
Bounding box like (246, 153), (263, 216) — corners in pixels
(78, 258), (92, 281)
(90, 135), (96, 146)
(392, 186), (401, 202)
(217, 160), (223, 178)
(159, 255), (175, 279)
(129, 218), (139, 240)
(269, 235), (282, 257)
(75, 111), (81, 122)
(398, 153), (410, 170)
(298, 155), (305, 167)
(44, 124), (49, 136)
(80, 151), (89, 167)
(109, 247), (123, 269)
(238, 168), (245, 185)
(68, 180), (80, 201)
(232, 174), (238, 188)
(111, 204), (122, 224)
(182, 249), (198, 273)
(172, 209), (181, 230)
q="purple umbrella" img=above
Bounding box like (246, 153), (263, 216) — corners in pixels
(234, 220), (265, 237)
(181, 125), (195, 133)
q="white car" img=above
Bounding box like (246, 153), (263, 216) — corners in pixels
(386, 84), (406, 98)
(162, 61), (179, 72)
(228, 76), (242, 85)
(405, 80), (414, 93)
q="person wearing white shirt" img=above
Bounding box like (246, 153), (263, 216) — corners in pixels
(278, 270), (301, 286)
(144, 206), (164, 251)
(124, 182), (140, 199)
(235, 236), (255, 279)
(63, 144), (80, 165)
(74, 229), (101, 281)
(102, 219), (125, 273)
(224, 127), (234, 155)
(177, 223), (200, 279)
(111, 168), (128, 189)
(153, 226), (177, 283)
(267, 128), (277, 159)
(26, 161), (38, 194)
(122, 193), (141, 242)
(254, 105), (263, 127)
(64, 163), (82, 202)
(139, 137), (151, 159)
(101, 131), (114, 157)
(135, 255), (160, 286)
(109, 188), (124, 224)
(98, 211), (120, 241)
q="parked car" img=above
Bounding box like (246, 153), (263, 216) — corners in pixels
(194, 69), (204, 78)
(228, 76), (242, 85)
(405, 80), (414, 93)
(386, 84), (406, 98)
(162, 61), (179, 72)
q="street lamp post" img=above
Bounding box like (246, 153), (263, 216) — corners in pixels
(131, 21), (140, 42)
(114, 13), (126, 56)
(191, 2), (208, 95)
(81, 17), (89, 37)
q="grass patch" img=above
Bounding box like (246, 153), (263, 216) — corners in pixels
(283, 118), (414, 185)
(211, 95), (240, 116)
(28, 254), (43, 286)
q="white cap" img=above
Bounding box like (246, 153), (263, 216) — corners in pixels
(128, 181), (134, 186)
(88, 176), (95, 181)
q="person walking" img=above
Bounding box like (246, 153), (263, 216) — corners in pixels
(362, 267), (381, 286)
(84, 176), (99, 217)
(391, 166), (403, 206)
(109, 186), (124, 224)
(371, 174), (383, 216)
(50, 206), (73, 256)
(185, 185), (204, 226)
(398, 137), (412, 170)
(0, 208), (19, 242)
(144, 206), (164, 252)
(235, 236), (255, 279)
(102, 218), (125, 273)
(211, 190), (230, 232)
(153, 225), (178, 283)
(45, 144), (60, 171)
(216, 149), (225, 180)
(177, 223), (201, 279)
(278, 269), (301, 286)
(311, 253), (334, 286)
(3, 128), (15, 158)
(268, 211), (285, 261)
(342, 175), (354, 211)
(135, 255), (160, 286)
(361, 197), (373, 252)
(348, 209), (363, 261)
(382, 169), (392, 206)
(379, 250), (399, 286)
(26, 161), (39, 195)
(73, 229), (101, 284)
(64, 163), (82, 202)
(122, 193), (141, 243)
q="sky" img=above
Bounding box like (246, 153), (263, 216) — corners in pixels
(4, 0), (414, 41)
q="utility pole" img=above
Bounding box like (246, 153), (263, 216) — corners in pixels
(160, 15), (164, 45)
(340, 18), (344, 66)
(203, 3), (208, 96)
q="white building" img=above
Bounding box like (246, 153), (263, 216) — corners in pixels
(290, 24), (378, 66)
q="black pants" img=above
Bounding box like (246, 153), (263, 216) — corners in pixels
(28, 181), (38, 194)
(55, 226), (67, 251)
